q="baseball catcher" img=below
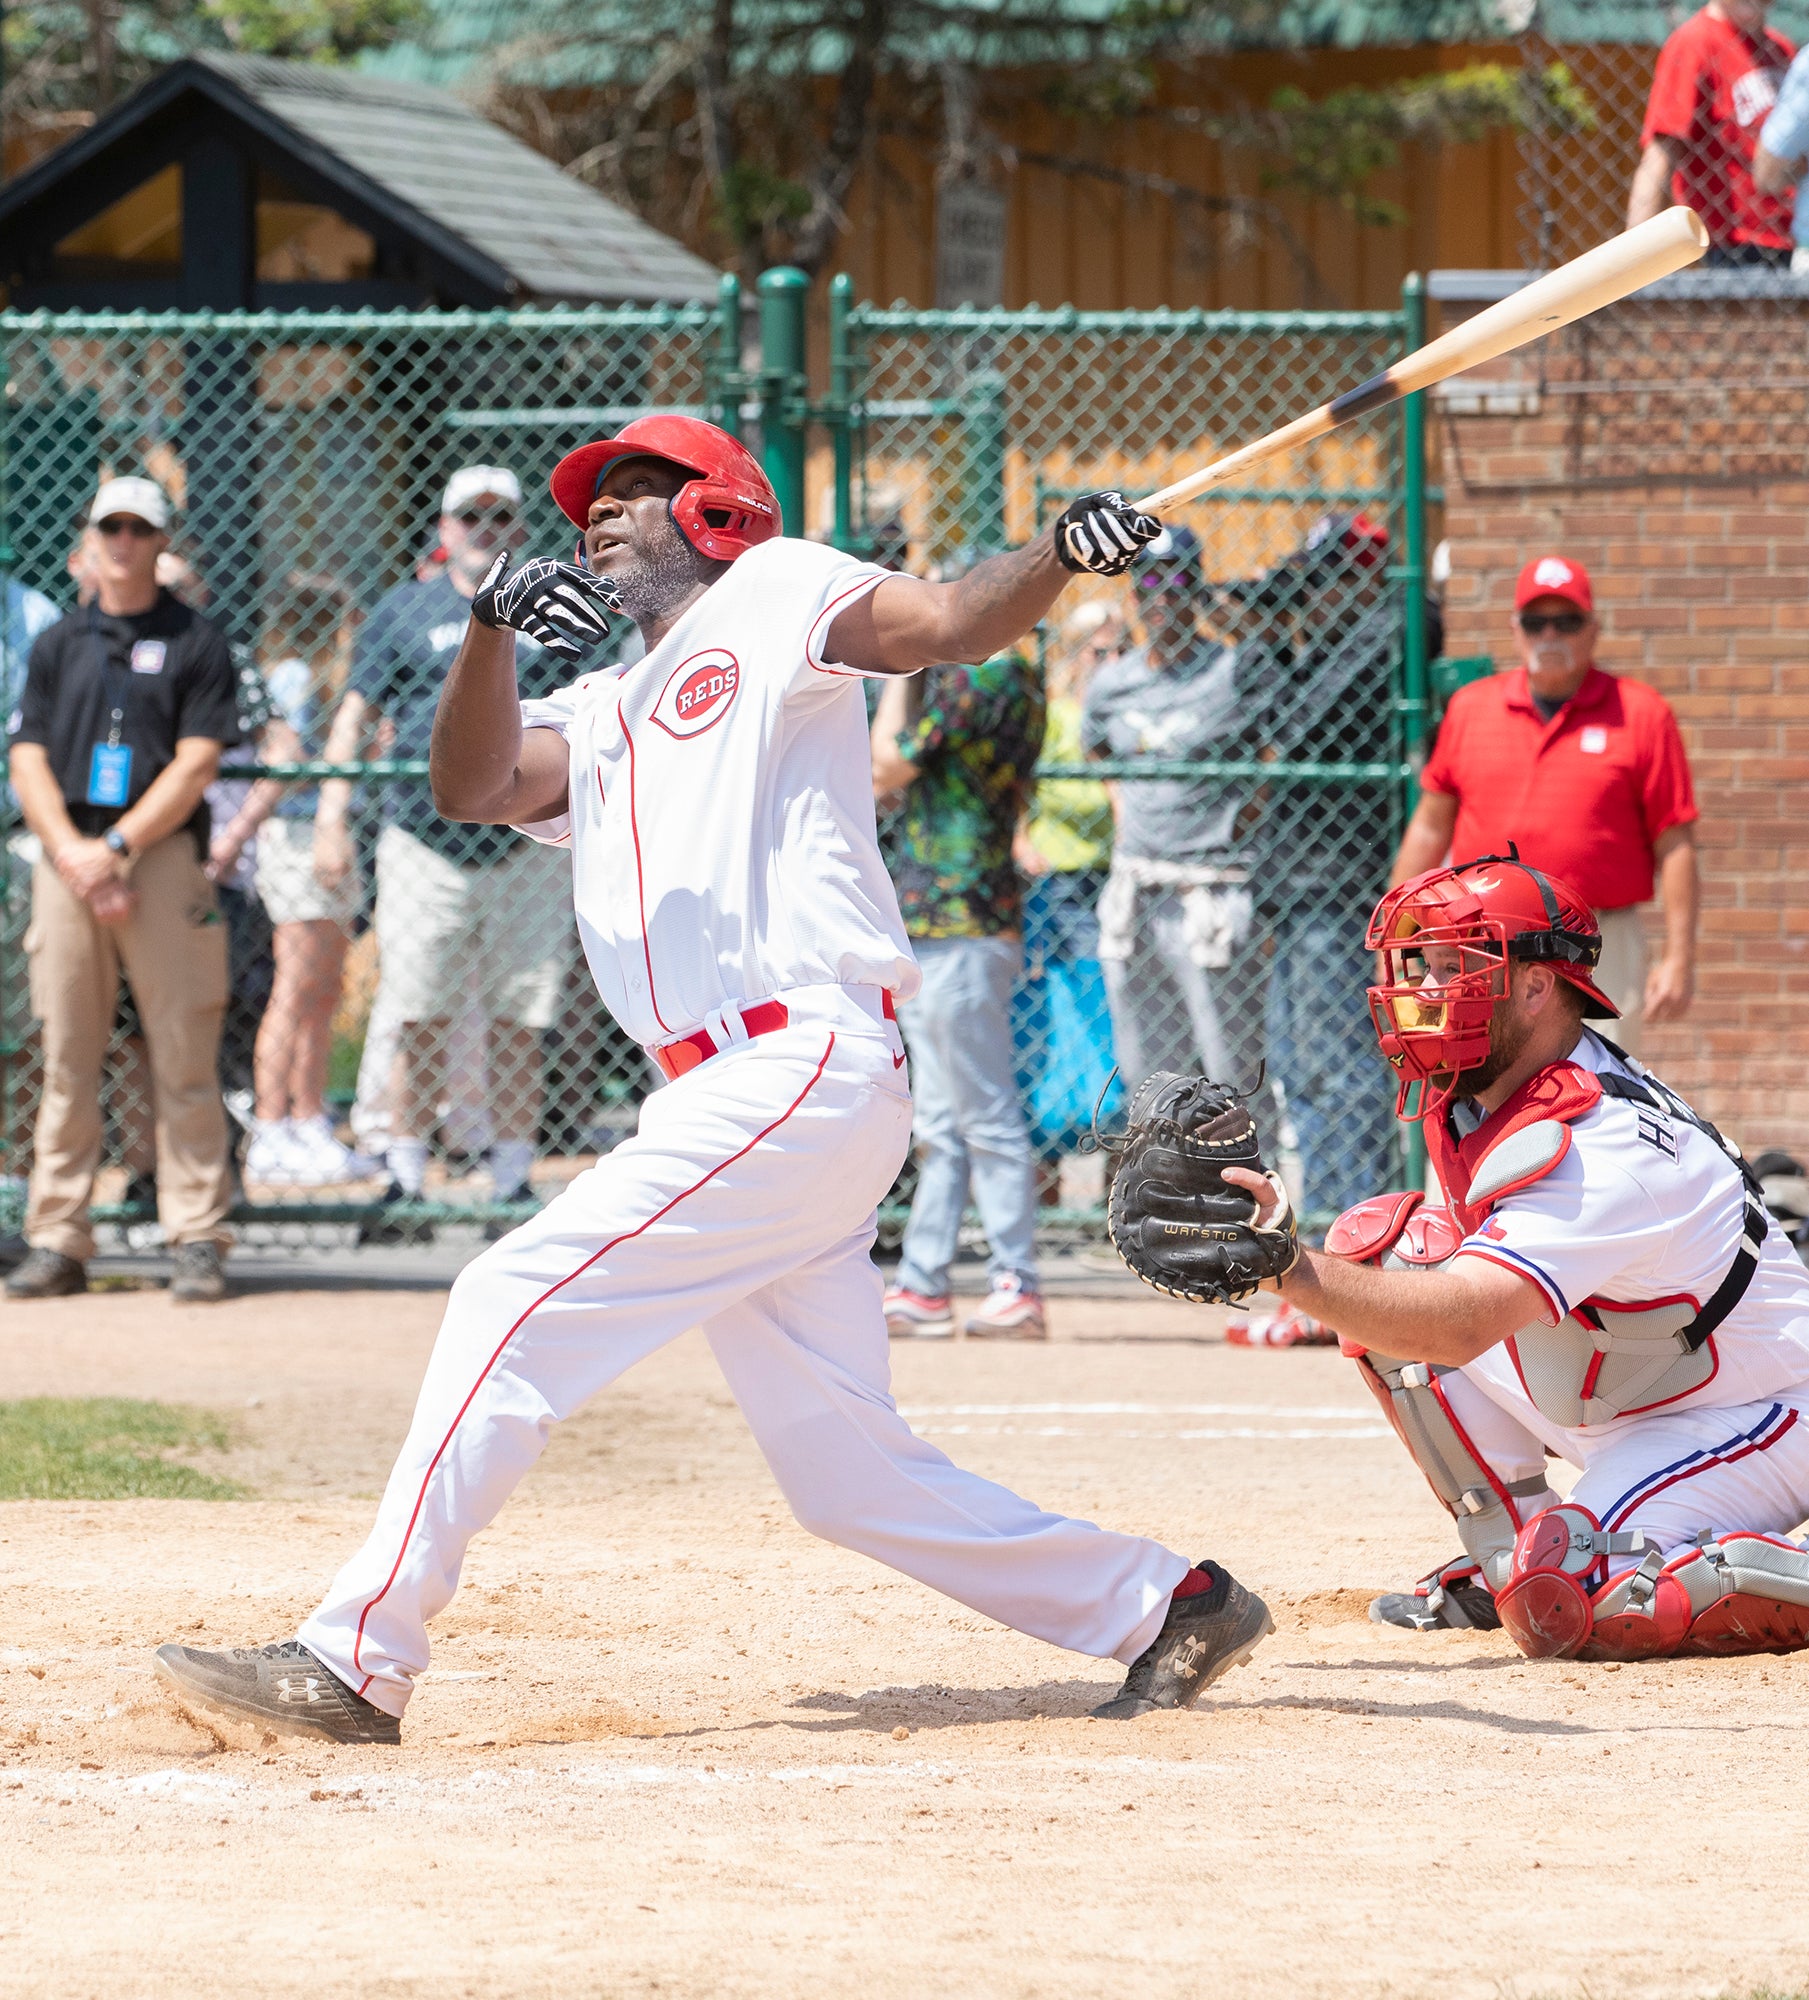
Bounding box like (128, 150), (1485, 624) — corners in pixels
(1120, 851), (1809, 1662)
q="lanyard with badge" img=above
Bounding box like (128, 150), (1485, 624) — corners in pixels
(85, 603), (159, 809)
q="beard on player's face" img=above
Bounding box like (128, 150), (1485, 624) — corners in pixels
(584, 471), (723, 630)
(1449, 1001), (1535, 1101)
(603, 506), (716, 625)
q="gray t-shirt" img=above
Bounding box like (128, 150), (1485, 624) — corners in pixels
(1080, 638), (1252, 862)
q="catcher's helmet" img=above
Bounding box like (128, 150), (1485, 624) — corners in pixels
(550, 415), (780, 563)
(1365, 850), (1617, 1121)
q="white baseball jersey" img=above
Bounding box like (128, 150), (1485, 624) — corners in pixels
(1450, 1029), (1809, 1456)
(513, 536), (918, 1047)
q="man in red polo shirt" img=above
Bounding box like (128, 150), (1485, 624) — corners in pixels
(1628, 0), (1795, 263)
(1390, 555), (1698, 1052)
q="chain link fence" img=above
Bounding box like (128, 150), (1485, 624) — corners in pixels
(845, 302), (1420, 1241)
(1502, 4), (1809, 482)
(1, 295), (1420, 1262)
(1, 303), (725, 1253)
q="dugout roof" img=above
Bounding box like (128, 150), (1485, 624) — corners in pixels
(0, 52), (723, 310)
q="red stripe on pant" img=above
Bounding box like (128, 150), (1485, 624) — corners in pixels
(349, 1032), (838, 1691)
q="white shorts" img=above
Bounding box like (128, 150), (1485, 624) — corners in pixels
(255, 816), (363, 930)
(373, 824), (572, 1031)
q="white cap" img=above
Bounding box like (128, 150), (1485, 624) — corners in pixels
(89, 476), (171, 530)
(441, 466), (522, 516)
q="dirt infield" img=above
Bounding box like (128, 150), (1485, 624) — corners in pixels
(3, 1281), (1807, 2000)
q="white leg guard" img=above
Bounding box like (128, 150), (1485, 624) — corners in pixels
(1354, 1351), (1559, 1591)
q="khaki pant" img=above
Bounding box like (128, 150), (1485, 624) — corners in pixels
(24, 834), (233, 1260)
(1594, 904), (1650, 1057)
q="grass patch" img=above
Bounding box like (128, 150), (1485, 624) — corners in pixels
(0, 1398), (246, 1499)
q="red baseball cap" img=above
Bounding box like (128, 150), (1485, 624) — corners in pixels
(1514, 554), (1593, 614)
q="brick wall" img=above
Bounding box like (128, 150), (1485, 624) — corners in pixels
(1435, 297), (1809, 1159)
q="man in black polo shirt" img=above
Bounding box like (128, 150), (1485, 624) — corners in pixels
(6, 476), (240, 1300)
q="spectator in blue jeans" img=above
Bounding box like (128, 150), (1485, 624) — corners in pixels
(871, 648), (1047, 1339)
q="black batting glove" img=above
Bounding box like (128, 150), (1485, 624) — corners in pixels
(472, 553), (623, 659)
(1054, 491), (1164, 577)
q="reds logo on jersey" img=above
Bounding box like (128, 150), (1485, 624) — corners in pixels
(651, 649), (741, 740)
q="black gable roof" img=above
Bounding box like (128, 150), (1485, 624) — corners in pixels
(0, 53), (722, 308)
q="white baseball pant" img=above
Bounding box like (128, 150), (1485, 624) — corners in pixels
(299, 989), (1189, 1715)
(1443, 1364), (1809, 1554)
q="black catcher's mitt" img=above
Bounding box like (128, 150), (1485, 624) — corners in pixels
(1106, 1073), (1300, 1305)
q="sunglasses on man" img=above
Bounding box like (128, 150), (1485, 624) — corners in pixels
(1518, 610), (1587, 636)
(96, 516), (160, 539)
(456, 505), (519, 530)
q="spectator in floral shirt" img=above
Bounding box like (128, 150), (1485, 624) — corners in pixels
(871, 647), (1048, 1339)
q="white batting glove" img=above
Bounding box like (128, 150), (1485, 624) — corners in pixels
(1053, 491), (1164, 577)
(472, 553), (623, 659)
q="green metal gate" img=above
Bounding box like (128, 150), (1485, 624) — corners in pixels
(1, 285), (1426, 1256)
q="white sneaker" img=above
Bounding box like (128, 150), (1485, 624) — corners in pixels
(882, 1286), (956, 1339)
(243, 1120), (315, 1187)
(294, 1114), (383, 1182)
(965, 1273), (1048, 1340)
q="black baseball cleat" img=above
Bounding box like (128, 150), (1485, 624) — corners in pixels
(154, 1640), (401, 1745)
(1370, 1557), (1502, 1632)
(1092, 1562), (1274, 1719)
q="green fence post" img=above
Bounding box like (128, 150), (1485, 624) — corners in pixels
(959, 369), (1007, 556)
(714, 272), (743, 440)
(1400, 271), (1430, 778)
(757, 266), (809, 536)
(1400, 269), (1430, 1190)
(828, 272), (856, 552)
(0, 317), (13, 1217)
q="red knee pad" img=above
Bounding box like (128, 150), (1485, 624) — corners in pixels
(1496, 1504), (1601, 1659)
(1498, 1505), (1700, 1661)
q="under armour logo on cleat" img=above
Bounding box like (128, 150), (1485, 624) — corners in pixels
(1171, 1637), (1210, 1679)
(275, 1674), (325, 1704)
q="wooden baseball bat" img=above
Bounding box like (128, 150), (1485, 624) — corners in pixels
(1140, 206), (1710, 513)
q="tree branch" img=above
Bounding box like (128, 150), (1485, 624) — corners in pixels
(1013, 148), (1329, 304)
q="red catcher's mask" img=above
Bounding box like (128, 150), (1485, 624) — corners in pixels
(549, 415), (780, 564)
(1365, 851), (1618, 1122)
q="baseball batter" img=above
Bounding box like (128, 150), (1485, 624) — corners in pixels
(1218, 854), (1809, 1659)
(153, 418), (1273, 1742)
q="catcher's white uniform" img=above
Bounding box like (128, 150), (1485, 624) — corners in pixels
(300, 538), (1187, 1715)
(1355, 1030), (1809, 1656)
(1441, 1030), (1809, 1549)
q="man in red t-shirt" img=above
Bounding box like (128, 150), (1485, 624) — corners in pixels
(1390, 556), (1699, 1054)
(1629, 0), (1795, 258)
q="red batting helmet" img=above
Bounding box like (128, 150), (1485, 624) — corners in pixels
(1366, 849), (1617, 1121)
(549, 415), (780, 563)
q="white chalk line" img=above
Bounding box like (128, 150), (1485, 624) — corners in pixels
(897, 1402), (1375, 1420)
(5, 1754), (1235, 1814)
(899, 1402), (1388, 1439)
(914, 1425), (1391, 1441)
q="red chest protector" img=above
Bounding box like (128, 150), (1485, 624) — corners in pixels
(1425, 1061), (1603, 1236)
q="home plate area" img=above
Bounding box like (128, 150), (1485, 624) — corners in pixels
(1, 1284), (1806, 1999)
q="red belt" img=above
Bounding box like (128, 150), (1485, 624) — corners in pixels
(650, 991), (896, 1082)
